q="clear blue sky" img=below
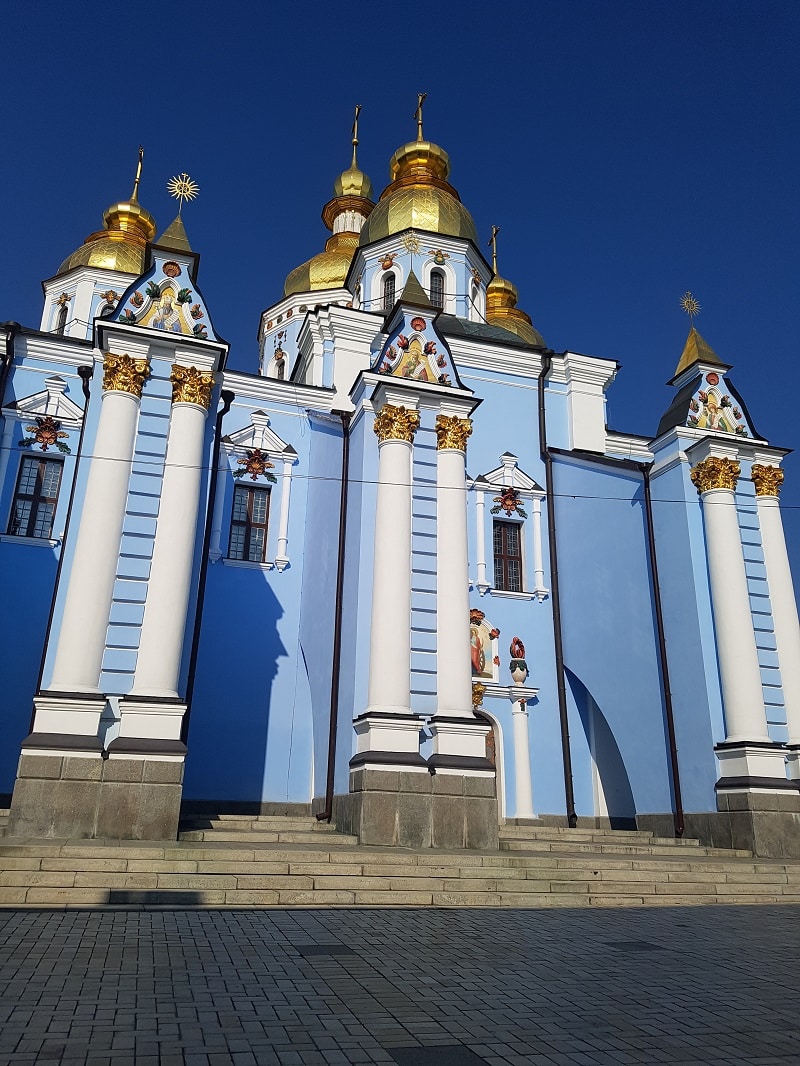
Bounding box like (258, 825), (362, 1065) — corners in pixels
(3, 1), (799, 563)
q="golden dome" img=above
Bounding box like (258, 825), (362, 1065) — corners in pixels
(359, 134), (477, 246)
(284, 232), (359, 296)
(57, 152), (156, 276)
(486, 275), (545, 347)
(333, 161), (374, 200)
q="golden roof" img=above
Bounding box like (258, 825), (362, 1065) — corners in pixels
(333, 160), (374, 200)
(674, 325), (725, 376)
(359, 133), (477, 246)
(57, 154), (156, 276)
(284, 232), (360, 297)
(486, 274), (545, 347)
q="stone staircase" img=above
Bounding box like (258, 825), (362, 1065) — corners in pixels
(2, 814), (800, 908)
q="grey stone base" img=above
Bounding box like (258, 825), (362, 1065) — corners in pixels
(638, 795), (800, 859)
(332, 768), (499, 850)
(8, 752), (184, 840)
(183, 800), (312, 819)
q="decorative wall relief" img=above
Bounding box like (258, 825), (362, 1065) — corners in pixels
(470, 608), (499, 680)
(373, 307), (458, 387)
(491, 486), (527, 519)
(233, 449), (277, 482)
(19, 416), (71, 454)
(112, 252), (217, 340)
(686, 374), (750, 436)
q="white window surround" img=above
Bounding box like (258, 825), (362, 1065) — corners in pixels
(210, 411), (297, 572)
(471, 453), (548, 601)
(0, 533), (59, 548)
(370, 263), (405, 314)
(421, 258), (457, 315)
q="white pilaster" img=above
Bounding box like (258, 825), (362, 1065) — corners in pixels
(274, 454), (295, 572)
(511, 699), (535, 818)
(532, 497), (547, 600)
(753, 469), (800, 779)
(474, 486), (489, 595)
(436, 444), (472, 717)
(47, 354), (148, 697)
(209, 443), (230, 562)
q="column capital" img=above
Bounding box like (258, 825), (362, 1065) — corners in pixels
(690, 455), (740, 494)
(472, 682), (486, 709)
(171, 364), (214, 409)
(435, 413), (472, 451)
(373, 403), (420, 443)
(103, 352), (150, 397)
(752, 463), (784, 498)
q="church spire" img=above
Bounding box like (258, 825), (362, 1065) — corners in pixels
(130, 145), (144, 202)
(673, 293), (726, 376)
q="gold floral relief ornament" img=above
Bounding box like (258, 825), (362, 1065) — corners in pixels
(102, 353), (150, 397)
(435, 413), (472, 451)
(373, 404), (420, 443)
(751, 464), (784, 498)
(472, 682), (486, 709)
(171, 364), (214, 410)
(690, 455), (741, 494)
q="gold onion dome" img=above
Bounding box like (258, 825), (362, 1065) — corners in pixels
(358, 108), (477, 246)
(56, 150), (156, 276)
(285, 113), (375, 297)
(484, 227), (544, 346)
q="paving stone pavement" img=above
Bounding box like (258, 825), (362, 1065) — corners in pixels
(0, 905), (798, 1065)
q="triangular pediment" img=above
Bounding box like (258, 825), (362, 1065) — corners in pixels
(371, 305), (462, 389)
(4, 375), (84, 426)
(110, 248), (219, 341)
(478, 453), (543, 494)
(225, 411), (290, 454)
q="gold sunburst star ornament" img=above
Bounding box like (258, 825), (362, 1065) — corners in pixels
(167, 172), (200, 214)
(680, 291), (701, 323)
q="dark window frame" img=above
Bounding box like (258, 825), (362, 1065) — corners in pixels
(228, 483), (271, 563)
(382, 272), (396, 313)
(7, 455), (63, 539)
(430, 269), (445, 309)
(493, 518), (523, 592)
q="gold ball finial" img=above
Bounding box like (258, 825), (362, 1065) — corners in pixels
(167, 172), (200, 215)
(680, 291), (701, 324)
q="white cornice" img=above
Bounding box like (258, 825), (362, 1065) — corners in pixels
(13, 332), (93, 369)
(444, 335), (544, 378)
(605, 432), (654, 462)
(222, 369), (336, 410)
(561, 351), (618, 389)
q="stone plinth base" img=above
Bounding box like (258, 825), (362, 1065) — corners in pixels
(638, 792), (800, 858)
(333, 767), (499, 850)
(8, 744), (185, 840)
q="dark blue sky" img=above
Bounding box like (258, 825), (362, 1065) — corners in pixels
(3, 1), (799, 562)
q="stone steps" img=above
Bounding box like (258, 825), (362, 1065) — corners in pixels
(3, 815), (800, 908)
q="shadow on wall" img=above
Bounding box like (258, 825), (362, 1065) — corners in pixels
(566, 667), (636, 829)
(183, 565), (287, 804)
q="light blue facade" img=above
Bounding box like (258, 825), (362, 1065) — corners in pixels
(2, 130), (798, 845)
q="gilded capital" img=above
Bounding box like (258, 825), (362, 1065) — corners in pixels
(373, 404), (420, 444)
(102, 353), (150, 398)
(171, 364), (214, 409)
(690, 455), (740, 494)
(751, 464), (784, 498)
(472, 682), (486, 709)
(435, 413), (472, 451)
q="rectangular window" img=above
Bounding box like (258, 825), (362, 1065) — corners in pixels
(7, 456), (62, 539)
(228, 484), (270, 562)
(493, 519), (522, 592)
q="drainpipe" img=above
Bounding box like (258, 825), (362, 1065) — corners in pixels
(181, 388), (235, 744)
(34, 364), (95, 706)
(318, 410), (351, 822)
(0, 322), (20, 410)
(638, 461), (685, 837)
(538, 351), (578, 828)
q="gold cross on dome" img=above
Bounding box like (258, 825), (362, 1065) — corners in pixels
(414, 92), (428, 141)
(488, 226), (500, 275)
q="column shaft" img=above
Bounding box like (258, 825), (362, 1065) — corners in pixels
(437, 447), (472, 715)
(49, 386), (142, 692)
(701, 488), (769, 741)
(132, 400), (209, 697)
(366, 437), (414, 714)
(512, 700), (535, 818)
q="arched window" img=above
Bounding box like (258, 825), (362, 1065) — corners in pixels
(55, 303), (68, 335)
(382, 272), (396, 312)
(430, 269), (445, 309)
(469, 282), (480, 321)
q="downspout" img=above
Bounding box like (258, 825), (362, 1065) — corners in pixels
(638, 461), (685, 837)
(0, 322), (20, 410)
(34, 364), (94, 707)
(538, 351), (578, 828)
(181, 388), (234, 744)
(318, 410), (351, 822)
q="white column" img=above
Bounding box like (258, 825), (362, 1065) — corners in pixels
(274, 454), (294, 571)
(436, 424), (472, 717)
(48, 354), (148, 694)
(512, 699), (535, 819)
(475, 486), (488, 594)
(532, 496), (547, 600)
(753, 466), (800, 775)
(690, 454), (787, 788)
(130, 367), (213, 699)
(366, 409), (417, 716)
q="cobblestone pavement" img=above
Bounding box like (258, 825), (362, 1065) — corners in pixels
(0, 906), (799, 1065)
